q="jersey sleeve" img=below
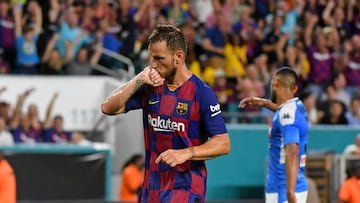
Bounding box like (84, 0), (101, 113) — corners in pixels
(200, 85), (227, 137)
(279, 102), (300, 145)
(125, 85), (148, 112)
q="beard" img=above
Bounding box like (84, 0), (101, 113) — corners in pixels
(271, 89), (277, 103)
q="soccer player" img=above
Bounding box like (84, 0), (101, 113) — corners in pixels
(239, 67), (308, 203)
(101, 24), (231, 203)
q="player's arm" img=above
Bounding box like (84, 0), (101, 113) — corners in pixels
(239, 96), (278, 112)
(285, 143), (299, 203)
(155, 133), (230, 167)
(101, 66), (164, 115)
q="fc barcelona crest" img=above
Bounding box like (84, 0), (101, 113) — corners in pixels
(176, 102), (188, 115)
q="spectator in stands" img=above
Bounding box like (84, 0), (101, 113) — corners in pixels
(277, 0), (304, 46)
(319, 99), (348, 125)
(119, 154), (144, 202)
(39, 33), (66, 74)
(0, 0), (15, 70)
(338, 160), (360, 203)
(319, 72), (351, 108)
(0, 47), (10, 74)
(343, 134), (360, 155)
(9, 88), (42, 143)
(43, 114), (89, 144)
(342, 34), (360, 96)
(212, 69), (237, 123)
(278, 46), (310, 93)
(304, 14), (338, 99)
(55, 8), (90, 59)
(0, 117), (13, 146)
(0, 151), (16, 203)
(13, 0), (42, 74)
(346, 96), (360, 126)
(64, 34), (102, 75)
(202, 9), (230, 71)
(261, 12), (287, 69)
(322, 0), (352, 44)
(236, 64), (265, 123)
(299, 90), (319, 125)
(0, 101), (11, 127)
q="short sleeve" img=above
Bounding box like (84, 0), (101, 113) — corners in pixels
(200, 86), (227, 137)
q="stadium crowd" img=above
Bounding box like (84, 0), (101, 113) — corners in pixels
(0, 0), (360, 130)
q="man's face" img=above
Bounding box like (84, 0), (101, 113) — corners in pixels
(148, 41), (177, 80)
(270, 76), (278, 103)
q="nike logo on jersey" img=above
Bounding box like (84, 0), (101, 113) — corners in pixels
(149, 100), (159, 105)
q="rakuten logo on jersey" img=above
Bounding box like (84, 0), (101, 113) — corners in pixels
(210, 103), (221, 117)
(148, 115), (185, 132)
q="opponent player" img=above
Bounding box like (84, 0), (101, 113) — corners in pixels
(101, 24), (231, 203)
(239, 67), (308, 203)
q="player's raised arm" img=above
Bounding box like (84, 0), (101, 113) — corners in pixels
(101, 66), (164, 115)
(239, 96), (278, 112)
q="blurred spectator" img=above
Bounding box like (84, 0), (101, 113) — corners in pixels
(202, 9), (230, 71)
(304, 14), (338, 99)
(0, 100), (11, 127)
(236, 64), (265, 123)
(322, 0), (351, 44)
(261, 13), (287, 69)
(319, 72), (351, 108)
(0, 47), (10, 74)
(277, 0), (305, 46)
(119, 153), (144, 202)
(55, 9), (90, 59)
(39, 33), (66, 74)
(212, 69), (238, 123)
(13, 0), (42, 74)
(224, 32), (247, 80)
(190, 0), (213, 25)
(278, 46), (310, 92)
(0, 0), (15, 69)
(342, 34), (360, 96)
(319, 99), (348, 125)
(338, 160), (360, 203)
(43, 114), (89, 144)
(64, 34), (102, 75)
(9, 88), (42, 143)
(346, 96), (360, 126)
(343, 133), (360, 155)
(299, 90), (319, 125)
(0, 116), (13, 146)
(0, 151), (16, 203)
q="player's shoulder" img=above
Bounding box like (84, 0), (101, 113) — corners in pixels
(279, 98), (298, 125)
(189, 74), (214, 92)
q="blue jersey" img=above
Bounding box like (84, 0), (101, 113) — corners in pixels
(267, 98), (308, 201)
(125, 74), (227, 203)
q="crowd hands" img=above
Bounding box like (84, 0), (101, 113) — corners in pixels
(0, 86), (90, 146)
(0, 0), (360, 125)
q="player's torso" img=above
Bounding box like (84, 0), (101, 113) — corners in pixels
(267, 99), (308, 192)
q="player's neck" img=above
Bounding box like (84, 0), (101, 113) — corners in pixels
(276, 93), (294, 106)
(166, 68), (192, 91)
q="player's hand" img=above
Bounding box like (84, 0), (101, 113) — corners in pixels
(238, 96), (266, 108)
(155, 148), (192, 167)
(286, 192), (297, 203)
(141, 66), (164, 87)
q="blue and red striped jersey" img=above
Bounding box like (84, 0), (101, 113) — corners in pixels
(125, 74), (227, 203)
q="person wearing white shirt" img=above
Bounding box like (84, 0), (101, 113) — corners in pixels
(0, 117), (13, 146)
(343, 134), (360, 155)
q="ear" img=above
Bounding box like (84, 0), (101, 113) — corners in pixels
(174, 50), (185, 64)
